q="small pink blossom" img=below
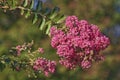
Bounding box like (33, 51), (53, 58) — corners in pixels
(65, 15), (78, 28)
(81, 60), (91, 69)
(38, 48), (44, 53)
(16, 45), (22, 56)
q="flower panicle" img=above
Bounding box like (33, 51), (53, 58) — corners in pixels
(50, 15), (110, 69)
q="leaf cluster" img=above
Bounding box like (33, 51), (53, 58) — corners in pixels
(0, 0), (66, 35)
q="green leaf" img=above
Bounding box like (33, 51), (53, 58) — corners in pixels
(49, 13), (58, 19)
(25, 11), (31, 18)
(46, 22), (51, 35)
(45, 21), (51, 25)
(23, 0), (28, 7)
(52, 14), (63, 23)
(49, 7), (60, 19)
(7, 0), (13, 8)
(53, 7), (60, 13)
(39, 18), (46, 30)
(30, 0), (34, 9)
(36, 1), (42, 12)
(32, 13), (38, 24)
(20, 9), (24, 15)
(11, 0), (16, 9)
(56, 15), (66, 23)
(44, 8), (51, 15)
(0, 62), (6, 72)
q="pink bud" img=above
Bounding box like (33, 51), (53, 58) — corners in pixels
(38, 48), (44, 53)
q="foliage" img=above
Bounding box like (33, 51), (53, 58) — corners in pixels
(0, 0), (66, 35)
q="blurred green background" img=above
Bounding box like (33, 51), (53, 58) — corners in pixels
(0, 0), (120, 80)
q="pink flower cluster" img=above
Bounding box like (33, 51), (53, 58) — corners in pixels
(33, 58), (56, 77)
(15, 45), (26, 56)
(50, 16), (110, 69)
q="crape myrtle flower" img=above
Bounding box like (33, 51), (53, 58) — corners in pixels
(33, 58), (56, 77)
(50, 16), (110, 69)
(14, 42), (56, 76)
